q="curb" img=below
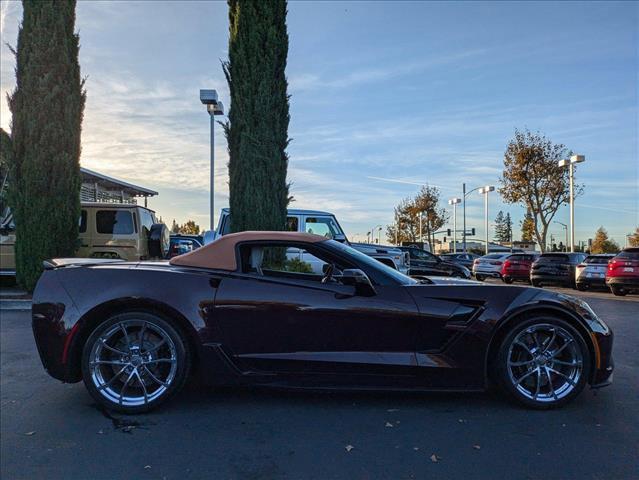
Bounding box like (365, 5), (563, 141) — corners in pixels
(0, 300), (32, 311)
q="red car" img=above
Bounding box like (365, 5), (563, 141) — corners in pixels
(606, 247), (639, 296)
(501, 253), (539, 284)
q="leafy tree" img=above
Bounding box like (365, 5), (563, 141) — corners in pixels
(8, 0), (85, 291)
(520, 210), (535, 242)
(179, 220), (201, 235)
(500, 129), (579, 252)
(385, 186), (448, 246)
(628, 227), (639, 247)
(494, 211), (512, 243)
(493, 211), (505, 242)
(590, 227), (620, 254)
(385, 197), (420, 244)
(223, 0), (290, 233)
(170, 219), (180, 234)
(413, 185), (448, 247)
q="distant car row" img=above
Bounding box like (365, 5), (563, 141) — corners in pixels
(469, 248), (639, 296)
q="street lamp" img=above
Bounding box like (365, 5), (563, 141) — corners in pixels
(558, 154), (585, 252)
(462, 183), (486, 253)
(554, 221), (568, 252)
(448, 197), (461, 253)
(200, 89), (225, 231)
(371, 224), (382, 244)
(478, 186), (495, 255)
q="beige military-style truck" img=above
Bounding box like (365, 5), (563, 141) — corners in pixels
(0, 203), (169, 277)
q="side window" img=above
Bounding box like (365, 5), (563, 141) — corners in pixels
(305, 216), (341, 239)
(221, 215), (232, 235)
(96, 210), (134, 235)
(79, 210), (87, 233)
(286, 216), (299, 232)
(139, 209), (155, 233)
(240, 243), (350, 281)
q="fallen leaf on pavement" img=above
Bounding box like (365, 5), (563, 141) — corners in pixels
(24, 431), (35, 436)
(144, 465), (151, 469)
(413, 447), (419, 451)
(430, 454), (440, 463)
(458, 419), (467, 423)
(473, 445), (481, 450)
(345, 445), (354, 452)
(385, 422), (394, 428)
(387, 408), (399, 412)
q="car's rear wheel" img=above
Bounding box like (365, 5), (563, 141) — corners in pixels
(610, 286), (627, 296)
(576, 283), (588, 291)
(503, 277), (514, 284)
(475, 274), (485, 281)
(531, 280), (542, 287)
(495, 317), (590, 409)
(81, 312), (190, 414)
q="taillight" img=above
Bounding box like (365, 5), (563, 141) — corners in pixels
(473, 259), (479, 265)
(503, 260), (511, 268)
(577, 263), (586, 268)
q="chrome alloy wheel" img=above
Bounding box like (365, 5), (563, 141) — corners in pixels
(507, 323), (583, 403)
(89, 320), (178, 407)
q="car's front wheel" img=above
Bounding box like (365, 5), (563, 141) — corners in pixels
(503, 276), (514, 284)
(81, 312), (190, 414)
(495, 317), (590, 409)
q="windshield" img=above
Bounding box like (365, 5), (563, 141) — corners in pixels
(326, 240), (418, 285)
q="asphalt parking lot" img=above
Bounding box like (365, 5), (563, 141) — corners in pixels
(1, 288), (638, 480)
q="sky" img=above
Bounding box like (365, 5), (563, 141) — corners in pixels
(1, 0), (637, 246)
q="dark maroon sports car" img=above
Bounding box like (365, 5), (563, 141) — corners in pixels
(32, 232), (613, 413)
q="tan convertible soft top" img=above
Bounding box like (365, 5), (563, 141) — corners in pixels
(169, 231), (328, 271)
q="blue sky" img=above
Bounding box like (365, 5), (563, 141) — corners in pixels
(1, 1), (637, 245)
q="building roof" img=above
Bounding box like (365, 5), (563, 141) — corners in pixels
(81, 167), (158, 197)
(169, 231), (327, 271)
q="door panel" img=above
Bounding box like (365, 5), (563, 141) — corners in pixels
(212, 275), (420, 376)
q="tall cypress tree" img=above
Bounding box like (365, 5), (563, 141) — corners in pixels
(223, 0), (290, 232)
(8, 0), (85, 291)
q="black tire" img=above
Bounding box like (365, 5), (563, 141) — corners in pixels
(531, 280), (542, 288)
(148, 223), (170, 259)
(576, 283), (588, 291)
(475, 274), (485, 281)
(610, 286), (627, 296)
(503, 277), (514, 284)
(81, 312), (190, 414)
(494, 316), (590, 409)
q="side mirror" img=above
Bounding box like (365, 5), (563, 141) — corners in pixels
(333, 233), (347, 243)
(339, 269), (376, 296)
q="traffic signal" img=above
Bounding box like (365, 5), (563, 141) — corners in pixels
(471, 228), (476, 236)
(443, 237), (447, 243)
(447, 229), (451, 236)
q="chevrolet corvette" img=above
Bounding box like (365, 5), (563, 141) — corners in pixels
(32, 231), (613, 413)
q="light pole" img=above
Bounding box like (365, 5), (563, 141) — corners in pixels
(462, 184), (484, 252)
(377, 226), (382, 245)
(448, 197), (461, 253)
(478, 186), (495, 255)
(200, 89), (225, 231)
(554, 221), (568, 252)
(558, 154), (585, 252)
(371, 225), (382, 244)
